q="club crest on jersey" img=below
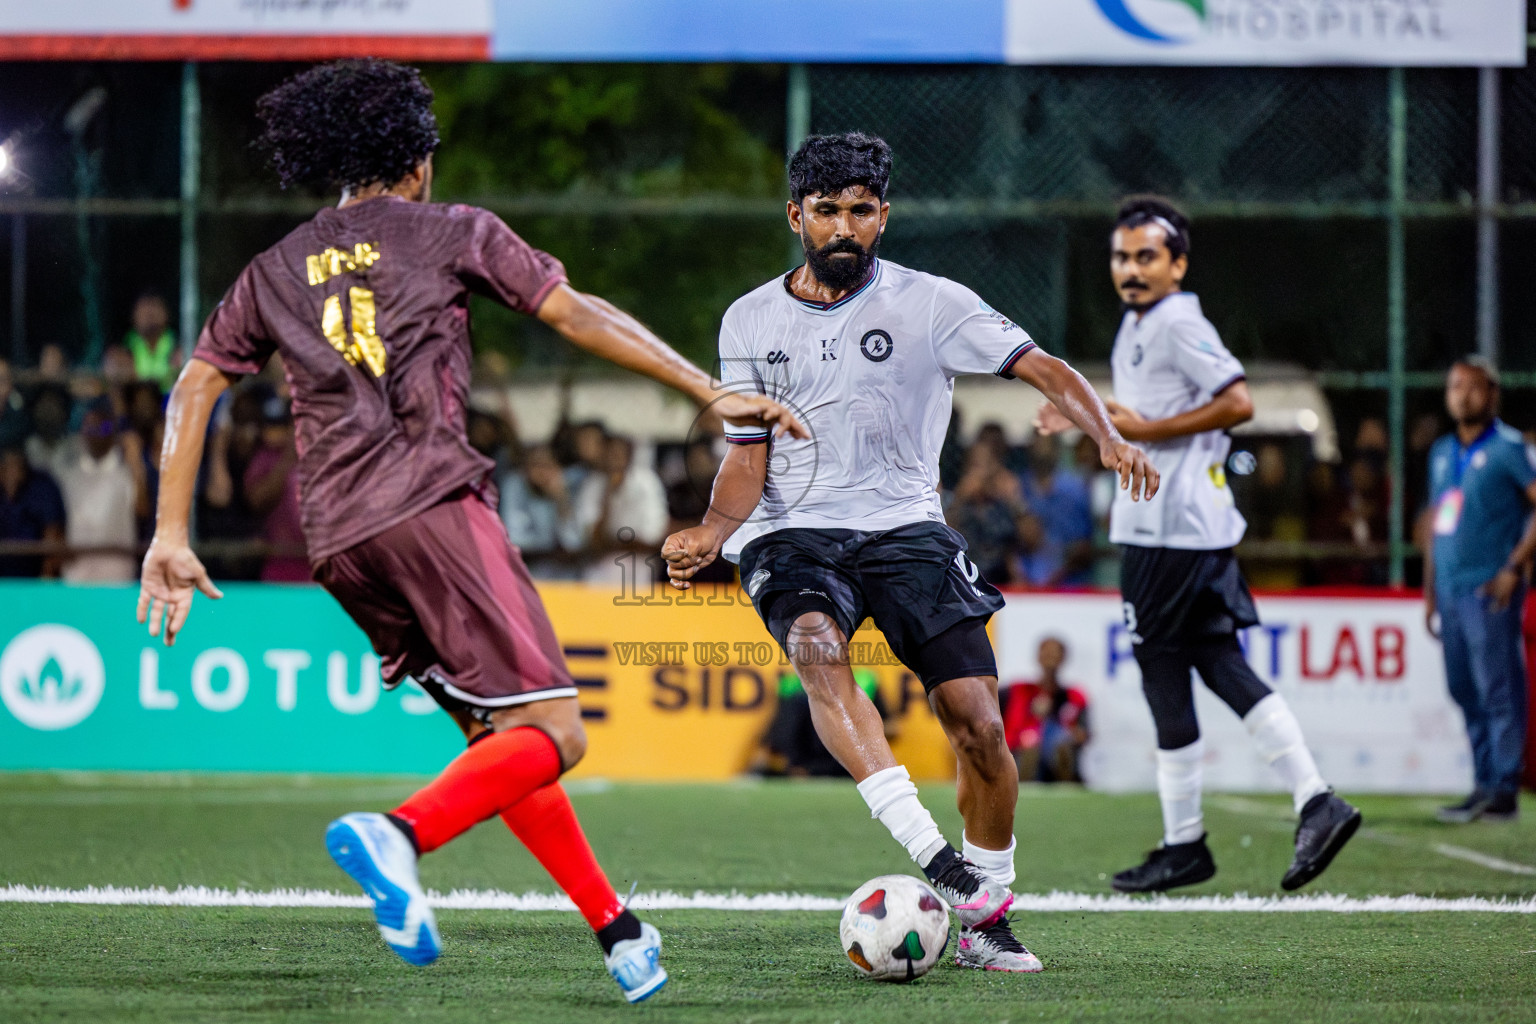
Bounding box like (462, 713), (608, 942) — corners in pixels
(860, 330), (893, 363)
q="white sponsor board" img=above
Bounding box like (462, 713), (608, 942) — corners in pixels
(1006, 0), (1527, 67)
(0, 0), (490, 35)
(996, 592), (1472, 793)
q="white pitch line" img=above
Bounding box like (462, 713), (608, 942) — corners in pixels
(1432, 845), (1536, 877)
(2, 885), (1534, 914)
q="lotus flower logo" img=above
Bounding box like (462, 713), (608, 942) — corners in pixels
(0, 625), (105, 730)
(1094, 0), (1205, 43)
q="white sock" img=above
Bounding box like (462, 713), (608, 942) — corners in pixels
(962, 832), (1016, 887)
(1156, 740), (1205, 845)
(1244, 693), (1329, 814)
(856, 765), (948, 867)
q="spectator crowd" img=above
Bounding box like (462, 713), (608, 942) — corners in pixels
(0, 296), (1504, 588)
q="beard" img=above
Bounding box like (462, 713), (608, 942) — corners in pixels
(802, 232), (880, 291)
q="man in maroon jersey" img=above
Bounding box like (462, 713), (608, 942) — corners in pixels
(134, 60), (804, 1004)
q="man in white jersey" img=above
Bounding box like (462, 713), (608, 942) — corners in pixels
(1040, 196), (1360, 893)
(662, 133), (1158, 973)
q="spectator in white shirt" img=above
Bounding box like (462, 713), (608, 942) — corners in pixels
(574, 434), (669, 585)
(58, 398), (147, 583)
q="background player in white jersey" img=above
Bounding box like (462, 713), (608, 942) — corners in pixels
(1039, 197), (1360, 893)
(662, 134), (1158, 972)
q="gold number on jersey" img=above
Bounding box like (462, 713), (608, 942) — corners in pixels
(321, 287), (386, 377)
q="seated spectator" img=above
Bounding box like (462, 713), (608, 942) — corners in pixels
(1016, 435), (1093, 587)
(665, 436), (735, 584)
(500, 444), (585, 580)
(756, 668), (895, 778)
(0, 358), (27, 449)
(197, 383), (269, 581)
(1002, 636), (1090, 783)
(124, 292), (183, 391)
(35, 343), (69, 384)
(945, 442), (1028, 584)
(57, 397), (145, 583)
(467, 407), (522, 477)
(573, 434), (669, 585)
(24, 384), (80, 481)
(243, 396), (309, 582)
(0, 442), (65, 578)
(124, 381), (166, 541)
(555, 419), (609, 492)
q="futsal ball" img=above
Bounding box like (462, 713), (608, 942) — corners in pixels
(839, 874), (951, 982)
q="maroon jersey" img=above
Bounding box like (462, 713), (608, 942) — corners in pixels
(193, 197), (565, 562)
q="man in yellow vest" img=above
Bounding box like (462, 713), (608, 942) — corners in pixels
(124, 292), (183, 391)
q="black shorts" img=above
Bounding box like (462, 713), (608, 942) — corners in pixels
(1119, 545), (1259, 655)
(737, 521), (1004, 691)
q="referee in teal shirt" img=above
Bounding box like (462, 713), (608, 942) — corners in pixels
(1426, 357), (1536, 822)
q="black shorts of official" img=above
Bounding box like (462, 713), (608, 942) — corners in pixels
(736, 521), (1004, 693)
(1119, 545), (1259, 655)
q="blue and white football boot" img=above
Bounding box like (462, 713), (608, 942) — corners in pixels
(325, 812), (441, 966)
(604, 921), (667, 1003)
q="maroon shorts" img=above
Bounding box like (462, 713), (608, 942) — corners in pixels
(314, 489), (576, 712)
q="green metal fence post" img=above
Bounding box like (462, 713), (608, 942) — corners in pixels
(179, 61), (200, 359)
(1387, 67), (1408, 587)
(785, 64), (810, 268)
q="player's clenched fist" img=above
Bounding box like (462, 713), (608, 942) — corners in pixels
(661, 524), (725, 590)
(1102, 440), (1159, 503)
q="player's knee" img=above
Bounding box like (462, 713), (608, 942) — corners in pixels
(539, 720), (587, 771)
(950, 713), (1009, 768)
(785, 612), (848, 671)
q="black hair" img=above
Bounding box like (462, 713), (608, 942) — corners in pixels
(787, 133), (893, 204)
(1452, 353), (1501, 388)
(1114, 195), (1191, 261)
(256, 59), (439, 192)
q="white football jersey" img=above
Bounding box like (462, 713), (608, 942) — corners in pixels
(718, 260), (1037, 560)
(1108, 292), (1247, 550)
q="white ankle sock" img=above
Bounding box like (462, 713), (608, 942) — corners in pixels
(856, 765), (948, 867)
(962, 832), (1016, 887)
(1156, 740), (1205, 845)
(1243, 693), (1329, 814)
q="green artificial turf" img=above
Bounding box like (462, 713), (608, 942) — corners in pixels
(1, 775), (1533, 1022)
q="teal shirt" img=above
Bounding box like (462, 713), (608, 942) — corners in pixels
(1428, 420), (1536, 591)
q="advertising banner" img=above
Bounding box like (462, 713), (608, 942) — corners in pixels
(0, 582), (1467, 789)
(994, 592), (1471, 794)
(0, 0), (491, 61)
(1007, 0), (1528, 67)
(1, 1), (1519, 65)
(0, 582), (956, 779)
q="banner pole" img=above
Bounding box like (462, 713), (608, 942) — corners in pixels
(1387, 67), (1407, 588)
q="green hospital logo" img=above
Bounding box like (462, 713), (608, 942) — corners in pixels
(0, 624), (106, 730)
(1093, 0), (1204, 43)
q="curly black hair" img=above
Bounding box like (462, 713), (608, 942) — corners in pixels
(1114, 195), (1191, 260)
(787, 133), (893, 204)
(256, 59), (440, 192)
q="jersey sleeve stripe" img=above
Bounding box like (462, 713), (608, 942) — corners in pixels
(995, 341), (1038, 379)
(1211, 372), (1247, 397)
(726, 432), (770, 445)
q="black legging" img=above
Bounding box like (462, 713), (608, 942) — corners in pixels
(1136, 635), (1273, 751)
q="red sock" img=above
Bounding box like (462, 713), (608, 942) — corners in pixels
(392, 727), (562, 853)
(500, 783), (625, 932)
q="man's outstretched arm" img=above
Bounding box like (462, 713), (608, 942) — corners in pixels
(536, 284), (808, 441)
(137, 357), (232, 645)
(1009, 347), (1159, 502)
(1105, 380), (1254, 444)
(660, 443), (768, 589)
